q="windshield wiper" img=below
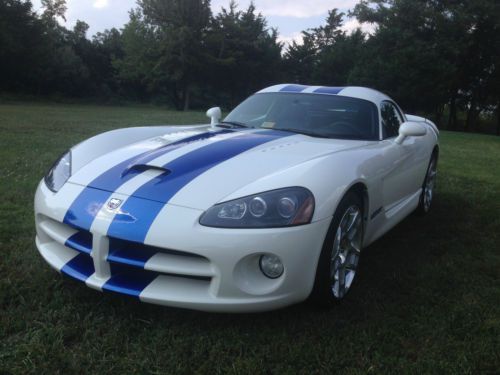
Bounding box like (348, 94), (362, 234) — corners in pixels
(276, 128), (330, 138)
(217, 121), (250, 129)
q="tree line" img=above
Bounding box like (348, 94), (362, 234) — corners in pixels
(1, 0), (499, 134)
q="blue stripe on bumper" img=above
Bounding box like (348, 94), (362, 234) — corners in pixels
(107, 241), (158, 268)
(61, 253), (95, 282)
(103, 265), (158, 298)
(65, 229), (93, 255)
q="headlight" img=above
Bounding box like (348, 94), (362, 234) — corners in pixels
(45, 150), (71, 192)
(199, 187), (315, 228)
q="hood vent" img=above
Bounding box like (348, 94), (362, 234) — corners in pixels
(122, 164), (171, 178)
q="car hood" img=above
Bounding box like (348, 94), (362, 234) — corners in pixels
(69, 127), (369, 209)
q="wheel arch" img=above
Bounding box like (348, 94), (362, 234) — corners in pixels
(310, 180), (368, 305)
(342, 181), (370, 223)
(432, 144), (439, 160)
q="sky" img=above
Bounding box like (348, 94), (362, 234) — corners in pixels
(31, 0), (372, 45)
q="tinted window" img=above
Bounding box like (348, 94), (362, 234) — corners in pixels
(224, 93), (379, 140)
(381, 101), (404, 139)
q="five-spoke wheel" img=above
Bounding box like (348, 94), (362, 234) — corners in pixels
(330, 205), (362, 299)
(312, 191), (364, 305)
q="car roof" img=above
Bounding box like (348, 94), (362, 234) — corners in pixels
(257, 84), (392, 106)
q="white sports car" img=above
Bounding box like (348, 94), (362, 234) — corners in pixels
(35, 84), (439, 312)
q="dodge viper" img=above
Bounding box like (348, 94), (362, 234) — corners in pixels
(35, 84), (439, 312)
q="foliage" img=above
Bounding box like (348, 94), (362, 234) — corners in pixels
(0, 0), (46, 92)
(204, 1), (283, 107)
(0, 0), (499, 133)
(136, 0), (212, 110)
(283, 9), (348, 85)
(112, 9), (160, 101)
(350, 0), (500, 131)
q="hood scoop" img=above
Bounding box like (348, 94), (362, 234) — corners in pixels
(122, 164), (171, 178)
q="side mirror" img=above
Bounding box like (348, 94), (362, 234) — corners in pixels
(395, 121), (427, 144)
(206, 107), (222, 128)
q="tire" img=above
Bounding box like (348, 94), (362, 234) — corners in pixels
(416, 154), (438, 215)
(310, 192), (364, 306)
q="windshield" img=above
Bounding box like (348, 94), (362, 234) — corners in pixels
(224, 93), (379, 140)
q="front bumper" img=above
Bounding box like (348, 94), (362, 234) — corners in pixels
(35, 181), (331, 312)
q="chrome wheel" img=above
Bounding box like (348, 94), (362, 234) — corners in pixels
(330, 205), (363, 299)
(423, 159), (437, 212)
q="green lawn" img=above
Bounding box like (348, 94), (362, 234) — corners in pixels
(1, 102), (499, 374)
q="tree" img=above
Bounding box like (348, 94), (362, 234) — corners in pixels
(458, 0), (500, 132)
(92, 28), (125, 96)
(315, 29), (366, 86)
(113, 9), (160, 101)
(206, 1), (283, 106)
(351, 0), (456, 119)
(283, 35), (317, 84)
(0, 0), (498, 134)
(0, 0), (46, 93)
(309, 10), (367, 86)
(138, 0), (212, 110)
(351, 0), (500, 130)
(40, 0), (67, 23)
(308, 9), (345, 50)
(283, 9), (365, 87)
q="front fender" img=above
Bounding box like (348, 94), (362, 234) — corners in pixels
(219, 152), (373, 224)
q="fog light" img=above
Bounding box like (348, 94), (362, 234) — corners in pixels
(259, 254), (284, 279)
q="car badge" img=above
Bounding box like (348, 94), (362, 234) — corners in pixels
(107, 198), (123, 210)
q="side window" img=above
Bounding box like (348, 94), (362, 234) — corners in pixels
(381, 102), (404, 139)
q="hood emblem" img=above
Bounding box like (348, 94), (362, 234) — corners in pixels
(107, 198), (123, 211)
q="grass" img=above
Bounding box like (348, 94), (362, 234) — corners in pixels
(0, 102), (499, 374)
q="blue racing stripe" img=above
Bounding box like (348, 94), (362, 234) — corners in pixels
(120, 129), (233, 174)
(61, 253), (95, 282)
(314, 87), (345, 95)
(64, 188), (111, 231)
(131, 130), (290, 204)
(107, 198), (165, 243)
(107, 238), (158, 268)
(107, 130), (293, 243)
(65, 231), (92, 255)
(90, 130), (233, 192)
(103, 266), (158, 298)
(280, 84), (309, 93)
(63, 130), (231, 231)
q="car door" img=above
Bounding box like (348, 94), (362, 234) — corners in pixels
(378, 100), (421, 213)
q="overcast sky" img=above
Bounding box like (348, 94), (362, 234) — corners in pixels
(31, 0), (370, 44)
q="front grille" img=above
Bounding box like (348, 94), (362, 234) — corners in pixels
(66, 230), (92, 254)
(37, 215), (213, 297)
(106, 237), (212, 280)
